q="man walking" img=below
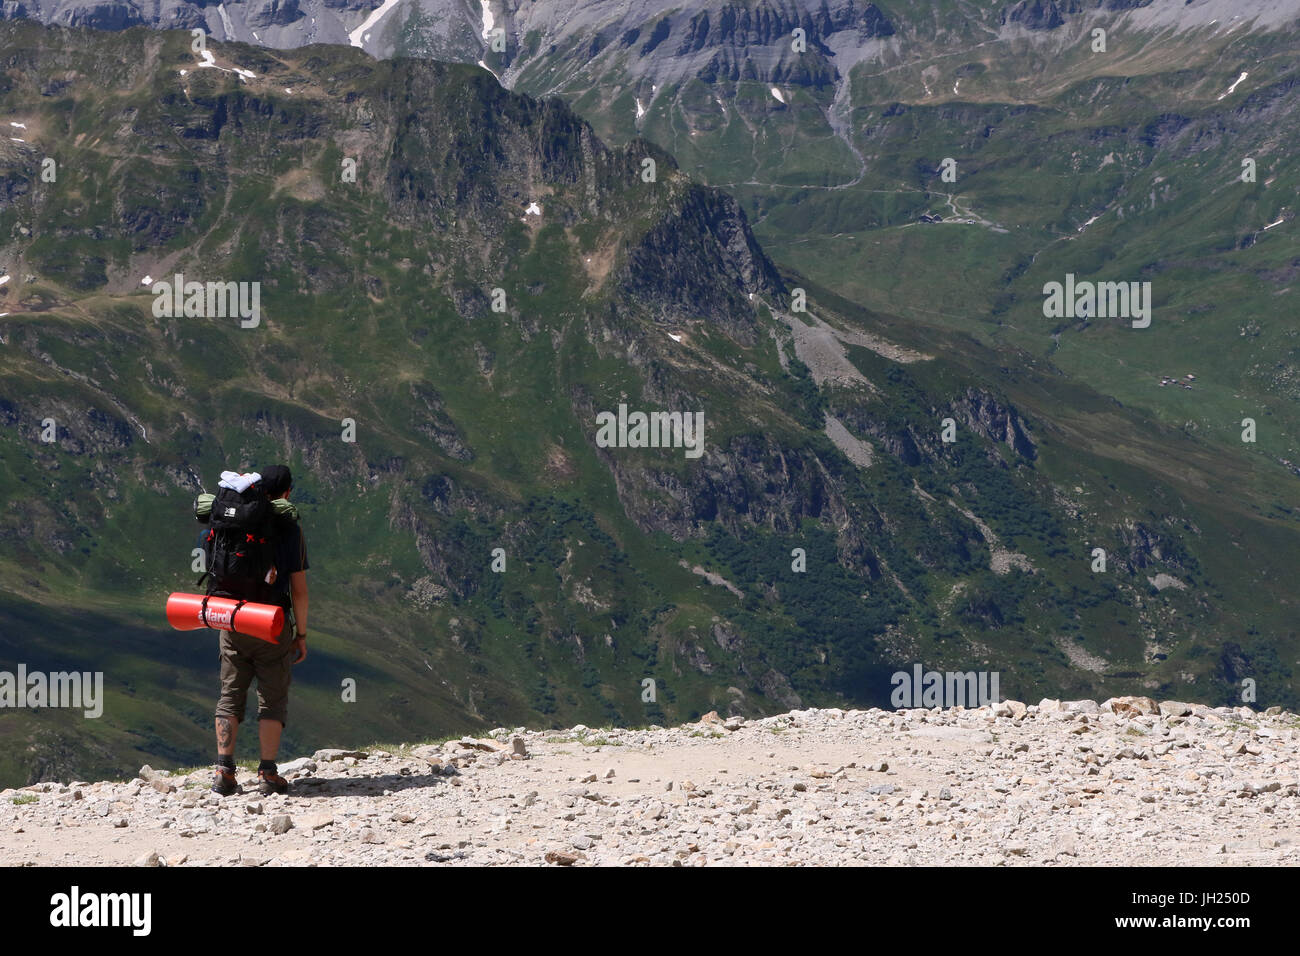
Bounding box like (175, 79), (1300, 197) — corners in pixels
(207, 464), (310, 796)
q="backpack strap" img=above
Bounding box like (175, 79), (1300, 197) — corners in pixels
(200, 594), (249, 634)
(227, 599), (249, 635)
(196, 528), (215, 589)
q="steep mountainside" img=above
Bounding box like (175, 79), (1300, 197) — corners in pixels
(18, 0), (1296, 522)
(382, 0), (1300, 466)
(0, 19), (1297, 788)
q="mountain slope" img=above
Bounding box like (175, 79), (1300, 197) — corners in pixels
(29, 0), (1295, 516)
(0, 20), (1296, 788)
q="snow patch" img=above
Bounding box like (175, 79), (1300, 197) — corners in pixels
(635, 98), (645, 120)
(195, 48), (255, 81)
(667, 332), (682, 343)
(9, 122), (25, 129)
(141, 275), (154, 286)
(770, 87), (785, 104)
(480, 0), (495, 40)
(217, 3), (235, 39)
(524, 202), (541, 216)
(348, 0), (403, 49)
(1218, 71), (1248, 100)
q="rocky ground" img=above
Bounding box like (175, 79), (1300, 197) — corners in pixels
(2, 697), (1298, 866)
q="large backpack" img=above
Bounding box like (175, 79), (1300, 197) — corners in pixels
(196, 481), (276, 603)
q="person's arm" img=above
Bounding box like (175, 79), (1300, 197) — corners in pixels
(286, 522), (309, 661)
(290, 570), (308, 634)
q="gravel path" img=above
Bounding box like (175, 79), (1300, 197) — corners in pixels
(3, 698), (1297, 866)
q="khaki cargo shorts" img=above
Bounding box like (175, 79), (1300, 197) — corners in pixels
(214, 613), (296, 727)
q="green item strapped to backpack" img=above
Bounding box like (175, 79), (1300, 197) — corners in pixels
(195, 493), (299, 524)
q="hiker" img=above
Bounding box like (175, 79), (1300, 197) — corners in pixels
(194, 464), (309, 796)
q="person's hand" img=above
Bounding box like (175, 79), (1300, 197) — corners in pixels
(292, 635), (307, 663)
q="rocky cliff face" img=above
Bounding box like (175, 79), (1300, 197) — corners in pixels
(619, 184), (785, 345)
(0, 0), (905, 104)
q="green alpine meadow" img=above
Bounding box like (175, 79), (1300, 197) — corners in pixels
(0, 14), (1296, 789)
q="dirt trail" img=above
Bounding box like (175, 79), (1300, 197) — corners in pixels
(3, 702), (1297, 867)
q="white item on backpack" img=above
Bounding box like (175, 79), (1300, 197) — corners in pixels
(218, 470), (262, 493)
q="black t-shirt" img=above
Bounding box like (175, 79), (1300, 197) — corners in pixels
(270, 517), (309, 604)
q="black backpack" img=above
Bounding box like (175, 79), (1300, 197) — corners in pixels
(197, 482), (276, 602)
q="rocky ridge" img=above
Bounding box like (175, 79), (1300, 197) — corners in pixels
(2, 698), (1298, 866)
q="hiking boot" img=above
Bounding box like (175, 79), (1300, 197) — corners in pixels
(257, 768), (288, 795)
(212, 765), (240, 796)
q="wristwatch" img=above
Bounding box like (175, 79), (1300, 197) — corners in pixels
(295, 631), (307, 640)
